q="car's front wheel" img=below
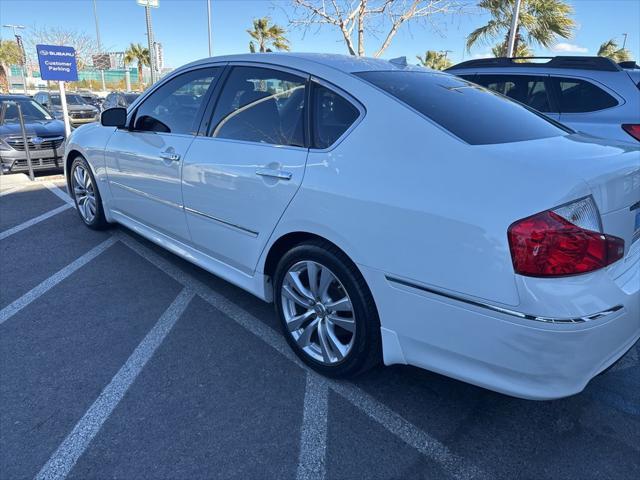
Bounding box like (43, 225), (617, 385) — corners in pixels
(274, 240), (381, 378)
(70, 156), (108, 230)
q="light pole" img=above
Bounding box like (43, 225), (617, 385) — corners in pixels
(3, 24), (28, 94)
(207, 0), (213, 56)
(145, 6), (156, 84)
(506, 0), (522, 58)
(92, 0), (107, 91)
(622, 33), (628, 50)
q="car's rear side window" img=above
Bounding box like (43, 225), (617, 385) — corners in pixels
(312, 83), (360, 149)
(472, 74), (552, 113)
(355, 71), (568, 145)
(550, 77), (619, 113)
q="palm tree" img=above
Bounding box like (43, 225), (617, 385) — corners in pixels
(247, 17), (290, 53)
(0, 40), (23, 93)
(492, 40), (532, 57)
(416, 50), (452, 70)
(124, 43), (150, 87)
(466, 0), (575, 56)
(597, 39), (631, 63)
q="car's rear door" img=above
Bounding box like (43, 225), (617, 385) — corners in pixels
(104, 66), (222, 241)
(181, 64), (309, 275)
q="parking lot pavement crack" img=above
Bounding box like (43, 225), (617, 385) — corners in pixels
(0, 237), (117, 326)
(117, 231), (487, 480)
(296, 373), (329, 480)
(34, 287), (195, 480)
(0, 204), (72, 241)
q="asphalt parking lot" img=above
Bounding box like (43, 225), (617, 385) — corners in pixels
(1, 173), (639, 480)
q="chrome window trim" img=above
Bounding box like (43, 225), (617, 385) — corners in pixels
(386, 275), (624, 324)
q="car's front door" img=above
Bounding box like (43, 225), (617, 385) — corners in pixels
(182, 65), (308, 274)
(105, 67), (222, 241)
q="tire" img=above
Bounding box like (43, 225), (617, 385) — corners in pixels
(274, 240), (382, 378)
(69, 156), (109, 230)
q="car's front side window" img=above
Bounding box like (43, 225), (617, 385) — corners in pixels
(133, 67), (221, 135)
(209, 66), (307, 147)
(311, 83), (360, 149)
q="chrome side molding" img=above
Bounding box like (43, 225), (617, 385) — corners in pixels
(385, 276), (623, 324)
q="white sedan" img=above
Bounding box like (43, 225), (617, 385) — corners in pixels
(64, 53), (640, 400)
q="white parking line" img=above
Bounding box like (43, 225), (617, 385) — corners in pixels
(0, 185), (26, 197)
(117, 232), (485, 480)
(0, 237), (117, 326)
(0, 203), (72, 241)
(296, 373), (329, 480)
(43, 181), (75, 207)
(34, 288), (194, 480)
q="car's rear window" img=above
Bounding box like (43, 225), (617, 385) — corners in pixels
(355, 70), (569, 145)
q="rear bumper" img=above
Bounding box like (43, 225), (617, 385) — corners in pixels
(361, 259), (640, 400)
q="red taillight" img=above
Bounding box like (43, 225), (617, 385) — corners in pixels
(508, 210), (624, 277)
(622, 124), (640, 141)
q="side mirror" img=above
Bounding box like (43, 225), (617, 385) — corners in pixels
(101, 107), (127, 128)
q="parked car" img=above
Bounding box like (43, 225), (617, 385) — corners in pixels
(33, 91), (99, 127)
(0, 95), (66, 173)
(64, 53), (639, 400)
(446, 56), (640, 144)
(76, 90), (104, 111)
(102, 91), (140, 110)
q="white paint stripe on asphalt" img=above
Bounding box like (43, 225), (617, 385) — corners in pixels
(329, 380), (482, 480)
(0, 185), (26, 197)
(0, 237), (117, 326)
(34, 288), (194, 480)
(117, 232), (485, 480)
(43, 181), (75, 207)
(0, 204), (72, 241)
(296, 373), (329, 480)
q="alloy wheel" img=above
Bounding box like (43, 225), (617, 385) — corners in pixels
(281, 261), (356, 365)
(72, 164), (96, 224)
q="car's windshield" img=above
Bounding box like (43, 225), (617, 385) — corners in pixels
(50, 94), (88, 106)
(0, 99), (54, 124)
(355, 70), (570, 145)
(124, 94), (139, 104)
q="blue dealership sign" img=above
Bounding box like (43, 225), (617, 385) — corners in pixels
(36, 44), (78, 81)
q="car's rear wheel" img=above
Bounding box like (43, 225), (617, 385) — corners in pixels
(274, 240), (381, 378)
(70, 156), (108, 230)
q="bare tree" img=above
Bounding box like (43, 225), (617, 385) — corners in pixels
(25, 25), (99, 70)
(289, 0), (460, 57)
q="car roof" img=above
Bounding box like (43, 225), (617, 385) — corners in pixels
(181, 52), (425, 74)
(0, 95), (31, 101)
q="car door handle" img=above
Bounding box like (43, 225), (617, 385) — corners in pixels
(255, 168), (292, 180)
(159, 150), (181, 162)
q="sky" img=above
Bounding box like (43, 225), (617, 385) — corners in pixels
(0, 0), (638, 68)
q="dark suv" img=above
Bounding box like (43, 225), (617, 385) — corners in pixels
(33, 91), (100, 127)
(447, 56), (640, 144)
(0, 95), (66, 173)
(102, 92), (140, 110)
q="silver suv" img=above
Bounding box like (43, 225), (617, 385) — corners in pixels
(447, 56), (640, 144)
